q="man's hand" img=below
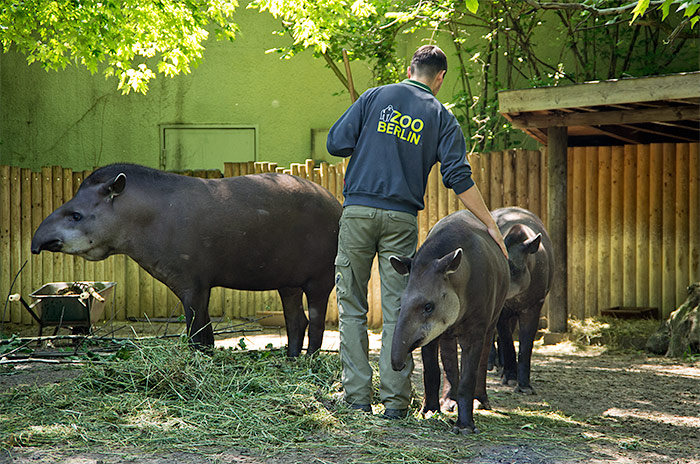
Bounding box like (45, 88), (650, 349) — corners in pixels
(488, 226), (509, 260)
(456, 185), (509, 260)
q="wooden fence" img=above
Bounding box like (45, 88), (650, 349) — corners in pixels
(1, 144), (696, 330)
(567, 143), (699, 319)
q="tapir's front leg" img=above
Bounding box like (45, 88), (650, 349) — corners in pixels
(421, 337), (441, 415)
(516, 303), (544, 394)
(455, 338), (483, 434)
(439, 334), (459, 412)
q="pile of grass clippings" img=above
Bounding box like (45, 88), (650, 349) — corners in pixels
(0, 338), (590, 463)
(1, 338), (343, 453)
(568, 317), (660, 352)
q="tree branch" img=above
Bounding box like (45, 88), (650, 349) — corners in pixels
(522, 0), (665, 16)
(322, 51), (350, 91)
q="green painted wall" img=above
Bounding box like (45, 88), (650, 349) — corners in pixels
(0, 4), (376, 171)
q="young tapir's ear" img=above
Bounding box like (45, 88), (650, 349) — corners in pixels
(438, 248), (462, 275)
(99, 173), (126, 199)
(390, 255), (412, 276)
(523, 234), (541, 255)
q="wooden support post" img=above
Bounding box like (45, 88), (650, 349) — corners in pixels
(547, 126), (568, 334)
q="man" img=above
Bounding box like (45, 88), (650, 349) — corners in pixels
(327, 44), (508, 419)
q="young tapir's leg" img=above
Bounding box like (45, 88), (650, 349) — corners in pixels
(421, 337), (441, 415)
(179, 287), (214, 350)
(455, 338), (482, 433)
(278, 287), (308, 357)
(515, 302), (543, 394)
(304, 283), (331, 355)
(439, 334), (459, 412)
(496, 308), (518, 387)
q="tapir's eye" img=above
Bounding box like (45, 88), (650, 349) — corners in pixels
(424, 302), (434, 314)
(71, 212), (83, 222)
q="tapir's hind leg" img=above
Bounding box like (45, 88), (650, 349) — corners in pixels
(178, 287), (214, 350)
(304, 284), (331, 355)
(474, 325), (497, 410)
(278, 287), (308, 357)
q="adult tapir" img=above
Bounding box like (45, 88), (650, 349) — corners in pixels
(390, 210), (509, 434)
(31, 163), (342, 356)
(493, 207), (554, 394)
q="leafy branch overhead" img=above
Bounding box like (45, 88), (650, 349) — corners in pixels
(0, 0), (239, 94)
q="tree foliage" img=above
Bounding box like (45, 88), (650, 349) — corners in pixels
(252, 0), (698, 152)
(0, 0), (239, 94)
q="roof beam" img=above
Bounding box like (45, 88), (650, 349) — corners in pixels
(509, 105), (700, 129)
(498, 72), (700, 113)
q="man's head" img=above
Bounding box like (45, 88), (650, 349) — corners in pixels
(407, 45), (447, 95)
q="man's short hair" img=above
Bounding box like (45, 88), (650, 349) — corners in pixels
(410, 45), (447, 79)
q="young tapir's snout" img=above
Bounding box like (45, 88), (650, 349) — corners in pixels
(390, 249), (463, 371)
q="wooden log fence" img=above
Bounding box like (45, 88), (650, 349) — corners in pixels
(1, 145), (697, 331)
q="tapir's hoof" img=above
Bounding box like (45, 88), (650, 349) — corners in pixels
(440, 398), (457, 413)
(452, 425), (479, 434)
(502, 378), (517, 387)
(515, 385), (536, 395)
(474, 398), (491, 410)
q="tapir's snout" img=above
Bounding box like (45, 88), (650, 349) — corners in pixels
(31, 238), (63, 254)
(31, 219), (64, 254)
(391, 324), (422, 371)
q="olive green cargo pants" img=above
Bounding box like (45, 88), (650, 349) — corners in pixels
(334, 205), (418, 410)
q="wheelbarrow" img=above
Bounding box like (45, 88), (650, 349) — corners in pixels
(9, 281), (116, 337)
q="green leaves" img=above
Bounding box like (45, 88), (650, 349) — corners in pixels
(249, 0), (467, 86)
(0, 0), (240, 94)
(634, 0), (700, 27)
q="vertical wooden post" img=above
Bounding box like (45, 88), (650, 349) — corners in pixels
(570, 147), (586, 319)
(689, 143), (699, 284)
(597, 146), (612, 312)
(584, 146), (598, 317)
(547, 127), (567, 333)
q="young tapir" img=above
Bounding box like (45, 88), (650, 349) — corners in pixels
(389, 210), (509, 434)
(493, 207), (554, 394)
(31, 164), (342, 356)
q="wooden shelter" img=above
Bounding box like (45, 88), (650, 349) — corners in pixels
(498, 72), (700, 333)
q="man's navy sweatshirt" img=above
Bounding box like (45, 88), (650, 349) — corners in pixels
(326, 79), (474, 216)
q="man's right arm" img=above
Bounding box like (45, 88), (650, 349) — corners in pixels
(327, 95), (365, 158)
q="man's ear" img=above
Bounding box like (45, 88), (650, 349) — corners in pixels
(390, 255), (412, 276)
(99, 173), (126, 199)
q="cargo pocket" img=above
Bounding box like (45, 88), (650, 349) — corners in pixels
(334, 253), (351, 298)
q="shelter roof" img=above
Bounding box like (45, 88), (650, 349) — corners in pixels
(498, 71), (700, 146)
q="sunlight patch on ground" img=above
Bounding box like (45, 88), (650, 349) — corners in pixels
(533, 340), (605, 357)
(603, 407), (700, 428)
(631, 363), (700, 379)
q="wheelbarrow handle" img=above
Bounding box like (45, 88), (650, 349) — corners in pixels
(8, 293), (42, 324)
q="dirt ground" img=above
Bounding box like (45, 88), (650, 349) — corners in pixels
(1, 324), (699, 464)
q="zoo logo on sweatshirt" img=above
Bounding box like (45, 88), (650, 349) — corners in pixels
(377, 105), (424, 145)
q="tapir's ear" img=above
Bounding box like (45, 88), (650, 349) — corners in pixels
(390, 255), (412, 276)
(99, 173), (126, 199)
(523, 234), (541, 255)
(438, 248), (462, 275)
